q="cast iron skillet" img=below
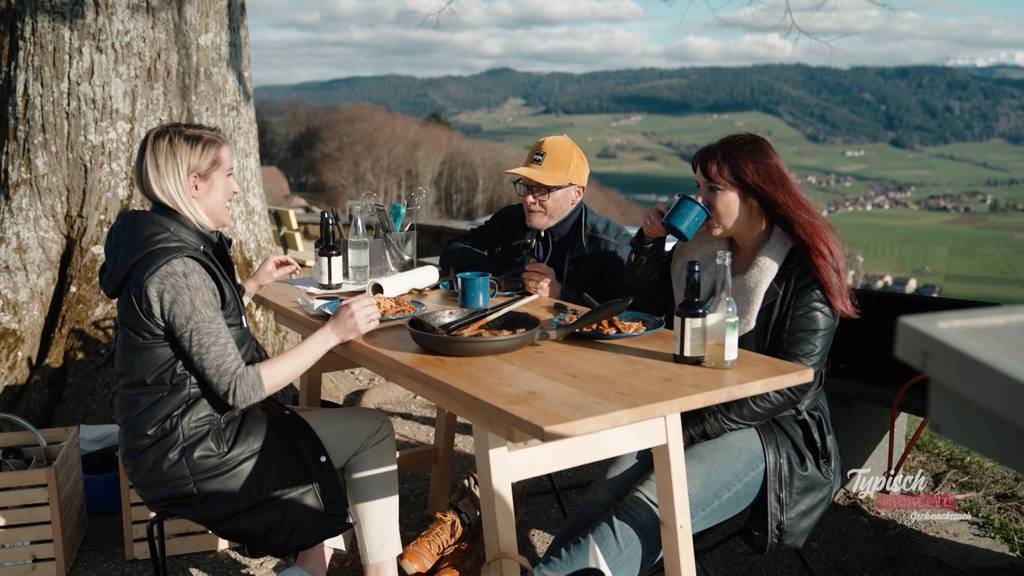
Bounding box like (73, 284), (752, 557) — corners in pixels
(406, 298), (632, 357)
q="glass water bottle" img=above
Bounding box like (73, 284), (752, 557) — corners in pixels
(704, 250), (739, 369)
(347, 204), (370, 284)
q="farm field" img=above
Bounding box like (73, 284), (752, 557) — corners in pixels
(455, 104), (1024, 207)
(830, 210), (1024, 303)
(456, 104), (1024, 303)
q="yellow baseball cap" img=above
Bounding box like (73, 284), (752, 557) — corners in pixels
(505, 134), (589, 187)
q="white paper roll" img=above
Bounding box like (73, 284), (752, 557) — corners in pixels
(367, 265), (440, 297)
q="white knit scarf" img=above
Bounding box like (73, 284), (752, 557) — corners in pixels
(670, 226), (793, 335)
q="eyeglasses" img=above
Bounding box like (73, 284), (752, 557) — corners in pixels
(512, 178), (572, 201)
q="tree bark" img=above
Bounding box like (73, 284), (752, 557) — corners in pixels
(0, 1), (293, 425)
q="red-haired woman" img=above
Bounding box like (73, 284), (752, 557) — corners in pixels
(536, 133), (857, 575)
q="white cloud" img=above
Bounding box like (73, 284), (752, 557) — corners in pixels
(246, 0), (1024, 85)
(432, 0), (645, 28)
(247, 0), (643, 32)
(948, 52), (1024, 67)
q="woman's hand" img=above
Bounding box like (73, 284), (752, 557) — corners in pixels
(641, 205), (669, 239)
(259, 293), (379, 396)
(325, 293), (380, 344)
(243, 255), (301, 296)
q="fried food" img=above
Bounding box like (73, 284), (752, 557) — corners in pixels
(375, 294), (417, 318)
(465, 327), (527, 338)
(562, 312), (645, 335)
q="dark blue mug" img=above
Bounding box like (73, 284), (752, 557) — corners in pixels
(662, 194), (710, 242)
(457, 272), (499, 310)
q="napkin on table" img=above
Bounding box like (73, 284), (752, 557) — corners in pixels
(368, 265), (439, 297)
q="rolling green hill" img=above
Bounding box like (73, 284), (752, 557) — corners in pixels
(454, 105), (1024, 207)
(256, 65), (1024, 148)
(255, 66), (1024, 303)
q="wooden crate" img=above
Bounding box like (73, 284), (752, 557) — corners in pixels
(0, 427), (86, 576)
(118, 458), (234, 561)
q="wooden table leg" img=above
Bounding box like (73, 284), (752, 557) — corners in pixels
(428, 407), (458, 513)
(296, 352), (357, 408)
(298, 362), (323, 408)
(652, 412), (696, 576)
(473, 425), (519, 576)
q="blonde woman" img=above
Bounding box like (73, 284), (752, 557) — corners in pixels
(100, 123), (401, 576)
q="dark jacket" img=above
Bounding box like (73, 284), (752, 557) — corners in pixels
(625, 232), (842, 553)
(439, 203), (633, 305)
(99, 205), (348, 557)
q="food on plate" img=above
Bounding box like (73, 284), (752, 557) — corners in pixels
(375, 294), (417, 318)
(561, 313), (646, 335)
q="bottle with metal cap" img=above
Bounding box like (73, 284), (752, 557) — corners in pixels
(704, 250), (739, 369)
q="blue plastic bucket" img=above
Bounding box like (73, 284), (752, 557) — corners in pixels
(81, 446), (120, 515)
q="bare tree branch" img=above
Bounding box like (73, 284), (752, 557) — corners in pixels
(673, 0), (901, 46)
(411, 0), (459, 29)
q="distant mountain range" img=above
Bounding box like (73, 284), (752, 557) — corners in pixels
(256, 65), (1024, 148)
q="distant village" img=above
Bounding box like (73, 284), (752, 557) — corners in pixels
(800, 163), (1024, 216)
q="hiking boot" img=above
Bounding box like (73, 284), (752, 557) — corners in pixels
(433, 540), (482, 576)
(399, 509), (464, 574)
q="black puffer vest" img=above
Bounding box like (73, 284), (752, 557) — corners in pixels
(99, 205), (347, 557)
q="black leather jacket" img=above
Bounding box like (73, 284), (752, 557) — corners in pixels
(439, 203), (633, 305)
(625, 232), (842, 553)
(99, 206), (348, 557)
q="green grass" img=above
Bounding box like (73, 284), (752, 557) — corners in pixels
(830, 209), (1024, 303)
(590, 171), (695, 205)
(906, 416), (1024, 555)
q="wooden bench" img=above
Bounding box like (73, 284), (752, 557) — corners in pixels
(118, 457), (233, 561)
(268, 206), (314, 267)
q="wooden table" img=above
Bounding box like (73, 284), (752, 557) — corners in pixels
(254, 282), (813, 576)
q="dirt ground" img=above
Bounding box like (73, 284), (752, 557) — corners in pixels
(71, 369), (1024, 575)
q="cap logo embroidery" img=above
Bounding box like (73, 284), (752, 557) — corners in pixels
(530, 150), (546, 165)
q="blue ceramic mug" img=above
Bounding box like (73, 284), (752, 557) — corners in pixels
(457, 272), (499, 310)
(662, 194), (710, 242)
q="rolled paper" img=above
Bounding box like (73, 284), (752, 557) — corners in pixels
(367, 265), (440, 297)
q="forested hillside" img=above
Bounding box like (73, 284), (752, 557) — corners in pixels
(256, 65), (1024, 148)
(257, 103), (646, 225)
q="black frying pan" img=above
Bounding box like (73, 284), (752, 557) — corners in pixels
(406, 298), (632, 357)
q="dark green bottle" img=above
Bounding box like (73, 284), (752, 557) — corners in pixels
(674, 260), (708, 365)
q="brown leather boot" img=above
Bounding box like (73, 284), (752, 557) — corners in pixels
(433, 540), (482, 576)
(399, 509), (464, 574)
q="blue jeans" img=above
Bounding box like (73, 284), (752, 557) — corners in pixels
(535, 426), (765, 576)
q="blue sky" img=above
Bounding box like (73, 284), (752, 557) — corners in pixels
(247, 0), (1024, 85)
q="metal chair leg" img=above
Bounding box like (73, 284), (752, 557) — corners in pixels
(545, 473), (569, 519)
(146, 514), (168, 576)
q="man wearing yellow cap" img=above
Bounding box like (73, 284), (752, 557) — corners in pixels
(403, 137), (631, 572)
(439, 134), (633, 305)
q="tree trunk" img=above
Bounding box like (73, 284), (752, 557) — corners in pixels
(0, 1), (293, 425)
